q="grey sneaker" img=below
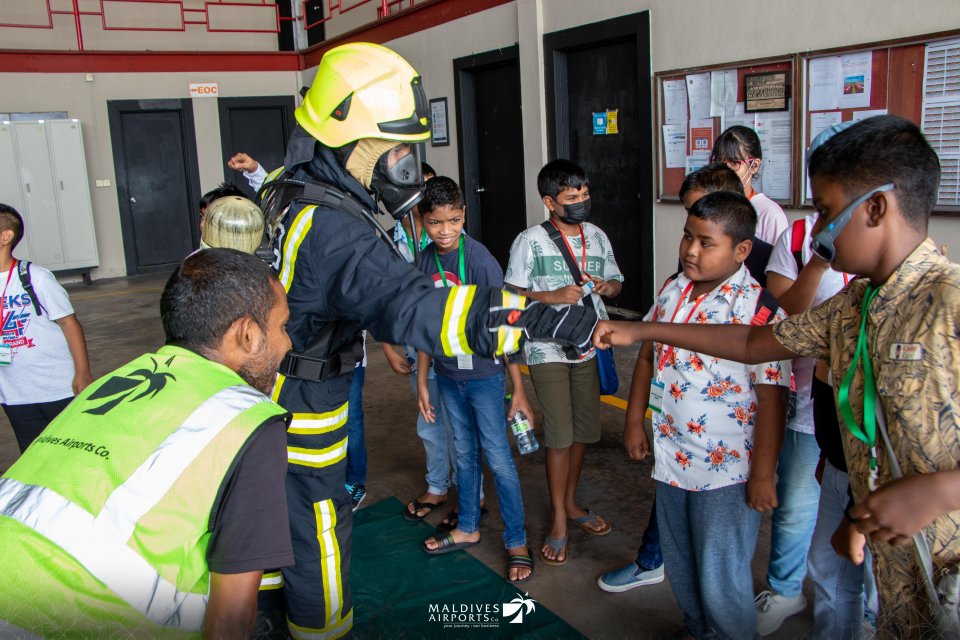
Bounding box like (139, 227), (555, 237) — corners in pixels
(345, 483), (366, 512)
(597, 563), (664, 593)
(755, 590), (806, 636)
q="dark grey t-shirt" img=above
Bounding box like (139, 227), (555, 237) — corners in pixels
(419, 235), (505, 381)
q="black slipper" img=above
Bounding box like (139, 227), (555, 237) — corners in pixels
(506, 549), (535, 584)
(423, 532), (480, 555)
(402, 498), (445, 522)
(436, 507), (489, 532)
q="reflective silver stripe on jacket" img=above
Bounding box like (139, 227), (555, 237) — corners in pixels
(0, 384), (270, 631)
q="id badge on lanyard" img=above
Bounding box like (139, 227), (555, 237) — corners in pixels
(648, 378), (665, 414)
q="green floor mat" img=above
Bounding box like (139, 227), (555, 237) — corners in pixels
(351, 497), (584, 639)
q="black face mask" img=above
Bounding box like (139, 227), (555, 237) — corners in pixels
(558, 199), (591, 224)
(370, 144), (425, 220)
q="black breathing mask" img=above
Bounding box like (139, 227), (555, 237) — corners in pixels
(371, 143), (425, 220)
(558, 199), (591, 224)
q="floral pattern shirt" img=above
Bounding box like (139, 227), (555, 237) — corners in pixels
(504, 221), (623, 364)
(645, 264), (791, 492)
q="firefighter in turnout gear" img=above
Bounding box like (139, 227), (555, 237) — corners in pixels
(255, 42), (598, 638)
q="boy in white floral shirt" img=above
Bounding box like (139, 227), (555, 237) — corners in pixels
(625, 191), (791, 639)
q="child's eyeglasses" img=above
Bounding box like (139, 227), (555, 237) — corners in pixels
(722, 158), (758, 172)
(810, 183), (895, 263)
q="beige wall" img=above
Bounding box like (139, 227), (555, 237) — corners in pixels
(0, 70), (301, 280)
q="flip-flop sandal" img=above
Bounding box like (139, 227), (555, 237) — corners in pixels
(538, 535), (568, 566)
(569, 510), (612, 536)
(422, 532), (480, 555)
(435, 507), (489, 532)
(402, 498), (445, 522)
(506, 549), (535, 584)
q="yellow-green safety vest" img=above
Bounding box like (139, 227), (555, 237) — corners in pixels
(0, 345), (287, 638)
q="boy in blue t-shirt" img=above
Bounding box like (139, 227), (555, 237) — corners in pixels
(415, 177), (535, 584)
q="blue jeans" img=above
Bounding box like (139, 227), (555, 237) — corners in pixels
(657, 481), (761, 640)
(437, 373), (526, 549)
(345, 366), (366, 485)
(412, 373), (457, 495)
(767, 429), (821, 597)
(807, 461), (877, 640)
(635, 498), (663, 571)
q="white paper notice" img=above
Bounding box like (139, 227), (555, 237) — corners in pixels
(806, 111), (842, 199)
(839, 52), (872, 109)
(663, 79), (688, 125)
(662, 125), (687, 168)
(808, 56), (841, 111)
(685, 153), (711, 175)
(754, 111), (792, 200)
(686, 73), (712, 120)
(710, 69), (739, 118)
(723, 111), (756, 133)
(851, 108), (887, 121)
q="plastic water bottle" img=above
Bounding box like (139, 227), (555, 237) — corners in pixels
(510, 410), (539, 455)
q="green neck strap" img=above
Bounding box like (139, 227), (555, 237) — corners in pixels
(434, 236), (465, 287)
(838, 284), (882, 477)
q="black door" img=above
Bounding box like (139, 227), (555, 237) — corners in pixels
(545, 12), (653, 313)
(218, 96), (296, 199)
(454, 46), (526, 270)
(108, 100), (202, 275)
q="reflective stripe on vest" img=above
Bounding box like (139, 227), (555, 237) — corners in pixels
(0, 384), (269, 631)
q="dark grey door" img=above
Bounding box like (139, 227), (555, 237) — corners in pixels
(108, 100), (202, 275)
(218, 96), (296, 200)
(454, 46), (526, 270)
(545, 12), (653, 313)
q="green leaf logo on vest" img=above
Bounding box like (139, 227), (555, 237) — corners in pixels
(84, 355), (177, 416)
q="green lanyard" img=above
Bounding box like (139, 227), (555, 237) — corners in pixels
(837, 284), (882, 490)
(434, 237), (466, 287)
(405, 227), (428, 257)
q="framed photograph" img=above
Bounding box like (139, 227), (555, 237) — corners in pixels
(744, 71), (789, 112)
(429, 97), (449, 146)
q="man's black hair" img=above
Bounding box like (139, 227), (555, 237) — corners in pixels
(0, 204), (24, 249)
(687, 191), (757, 244)
(200, 182), (245, 212)
(537, 159), (588, 199)
(421, 162), (437, 180)
(710, 125), (763, 164)
(161, 248), (277, 354)
(419, 176), (465, 214)
(807, 115), (940, 231)
(678, 163), (745, 202)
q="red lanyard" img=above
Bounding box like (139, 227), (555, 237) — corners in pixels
(550, 220), (589, 280)
(657, 281), (707, 372)
(1, 260), (16, 329)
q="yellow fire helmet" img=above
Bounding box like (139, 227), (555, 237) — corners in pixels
(200, 196), (265, 255)
(295, 42), (430, 148)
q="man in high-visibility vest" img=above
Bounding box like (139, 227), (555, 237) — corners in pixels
(0, 248), (295, 639)
(256, 42), (598, 638)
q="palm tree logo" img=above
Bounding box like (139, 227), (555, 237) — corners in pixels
(83, 356), (177, 415)
(502, 593), (537, 624)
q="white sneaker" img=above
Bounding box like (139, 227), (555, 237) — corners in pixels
(754, 590), (806, 636)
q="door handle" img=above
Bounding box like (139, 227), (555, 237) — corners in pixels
(475, 187), (486, 194)
(130, 197), (137, 204)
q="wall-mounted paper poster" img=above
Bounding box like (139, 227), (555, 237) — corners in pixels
(839, 52), (872, 109)
(744, 71), (789, 112)
(429, 97), (449, 146)
(606, 109), (619, 134)
(662, 124), (686, 168)
(593, 111), (607, 135)
(689, 118), (714, 153)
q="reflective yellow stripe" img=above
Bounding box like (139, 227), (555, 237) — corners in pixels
(287, 438), (348, 468)
(288, 609), (353, 640)
(287, 403), (349, 435)
(259, 571), (283, 591)
(317, 499), (343, 629)
(440, 285), (476, 357)
(279, 205), (316, 292)
(265, 166), (285, 183)
(271, 374), (286, 403)
(494, 290), (526, 355)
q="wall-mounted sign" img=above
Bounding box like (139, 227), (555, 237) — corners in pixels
(429, 97), (449, 146)
(593, 109), (620, 135)
(189, 82), (219, 98)
(744, 71), (789, 112)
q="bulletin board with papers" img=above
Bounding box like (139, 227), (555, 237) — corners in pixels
(800, 34), (960, 212)
(655, 58), (797, 205)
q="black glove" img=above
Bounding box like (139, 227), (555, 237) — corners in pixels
(489, 300), (598, 359)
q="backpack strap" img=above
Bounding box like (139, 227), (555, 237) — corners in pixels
(751, 288), (780, 326)
(539, 221), (591, 359)
(17, 261), (44, 317)
(790, 219), (806, 273)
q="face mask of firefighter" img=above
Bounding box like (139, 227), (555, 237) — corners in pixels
(557, 198), (591, 224)
(370, 144), (425, 220)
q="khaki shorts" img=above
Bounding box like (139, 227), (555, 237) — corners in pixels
(528, 358), (601, 449)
